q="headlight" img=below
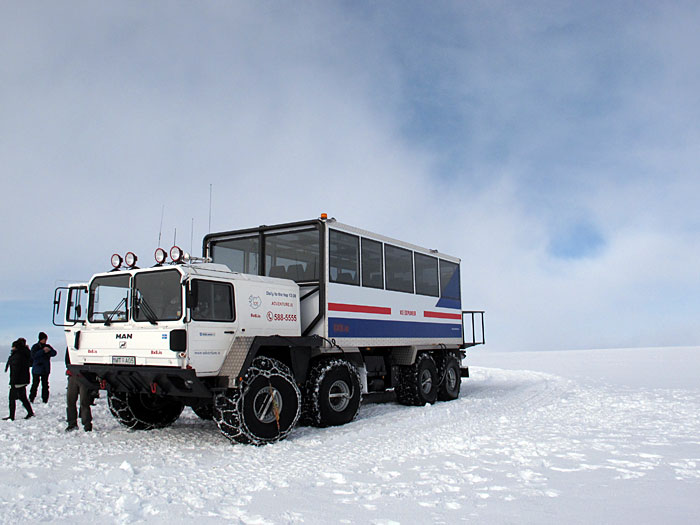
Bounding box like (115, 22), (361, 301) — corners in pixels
(125, 252), (138, 268)
(170, 245), (183, 263)
(154, 248), (167, 265)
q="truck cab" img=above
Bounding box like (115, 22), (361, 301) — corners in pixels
(62, 263), (299, 374)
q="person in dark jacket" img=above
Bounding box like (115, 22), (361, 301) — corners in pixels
(3, 339), (35, 420)
(29, 332), (57, 403)
(65, 348), (95, 432)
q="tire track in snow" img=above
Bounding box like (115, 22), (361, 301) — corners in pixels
(0, 366), (698, 524)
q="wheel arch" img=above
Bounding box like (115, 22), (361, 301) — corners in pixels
(390, 345), (462, 367)
(237, 335), (324, 386)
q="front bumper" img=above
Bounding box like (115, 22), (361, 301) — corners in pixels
(69, 364), (226, 399)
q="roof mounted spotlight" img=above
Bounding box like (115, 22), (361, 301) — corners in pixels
(124, 252), (138, 268)
(111, 253), (123, 269)
(154, 248), (167, 265)
(182, 252), (192, 264)
(170, 245), (183, 263)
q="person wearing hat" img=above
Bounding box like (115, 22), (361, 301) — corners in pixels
(29, 332), (57, 403)
(3, 339), (34, 420)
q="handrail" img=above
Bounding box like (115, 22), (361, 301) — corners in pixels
(461, 310), (485, 348)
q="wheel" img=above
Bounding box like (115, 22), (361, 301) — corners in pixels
(395, 352), (439, 406)
(213, 357), (301, 445)
(302, 359), (362, 428)
(107, 391), (184, 430)
(191, 402), (214, 420)
(438, 354), (461, 401)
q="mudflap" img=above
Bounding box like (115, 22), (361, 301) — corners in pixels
(460, 367), (469, 378)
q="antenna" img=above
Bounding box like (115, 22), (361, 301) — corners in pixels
(158, 205), (165, 247)
(208, 183), (212, 232)
(173, 227), (177, 247)
(190, 218), (194, 254)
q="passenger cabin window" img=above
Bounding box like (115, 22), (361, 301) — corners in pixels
(439, 259), (460, 299)
(385, 245), (414, 293)
(210, 236), (259, 275)
(265, 229), (319, 282)
(89, 274), (131, 323)
(329, 230), (359, 285)
(415, 253), (439, 297)
(190, 280), (235, 322)
(134, 270), (182, 322)
(361, 238), (383, 289)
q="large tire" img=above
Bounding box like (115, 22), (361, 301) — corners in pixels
(214, 357), (301, 445)
(438, 354), (461, 401)
(395, 352), (439, 406)
(302, 359), (362, 428)
(107, 391), (184, 430)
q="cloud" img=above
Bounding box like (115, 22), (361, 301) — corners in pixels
(1, 1), (700, 355)
(548, 220), (605, 259)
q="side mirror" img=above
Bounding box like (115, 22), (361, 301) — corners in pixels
(188, 281), (199, 306)
(54, 289), (63, 315)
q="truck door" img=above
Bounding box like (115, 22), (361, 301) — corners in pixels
(53, 285), (88, 327)
(187, 279), (237, 374)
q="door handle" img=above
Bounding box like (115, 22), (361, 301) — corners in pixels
(224, 331), (235, 334)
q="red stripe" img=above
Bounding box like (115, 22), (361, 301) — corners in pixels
(424, 310), (462, 320)
(328, 302), (391, 315)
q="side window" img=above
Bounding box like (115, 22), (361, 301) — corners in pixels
(265, 229), (319, 282)
(191, 280), (235, 322)
(210, 236), (259, 274)
(415, 253), (439, 297)
(439, 260), (460, 300)
(329, 230), (359, 285)
(361, 238), (383, 289)
(385, 245), (414, 293)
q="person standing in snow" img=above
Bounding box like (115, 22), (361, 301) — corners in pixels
(3, 339), (35, 420)
(29, 332), (57, 403)
(65, 348), (95, 432)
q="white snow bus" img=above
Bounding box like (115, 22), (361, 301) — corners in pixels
(54, 215), (485, 444)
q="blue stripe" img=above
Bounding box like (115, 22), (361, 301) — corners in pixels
(435, 297), (461, 309)
(328, 317), (462, 339)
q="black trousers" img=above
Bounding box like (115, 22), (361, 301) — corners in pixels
(9, 386), (33, 419)
(66, 375), (93, 428)
(30, 372), (50, 403)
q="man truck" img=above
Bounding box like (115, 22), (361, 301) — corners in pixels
(54, 216), (485, 445)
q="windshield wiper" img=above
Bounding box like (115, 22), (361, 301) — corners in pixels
(104, 297), (127, 326)
(136, 296), (159, 325)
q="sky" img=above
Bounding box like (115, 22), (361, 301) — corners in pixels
(2, 1), (700, 356)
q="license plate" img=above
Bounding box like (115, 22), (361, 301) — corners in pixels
(112, 356), (136, 365)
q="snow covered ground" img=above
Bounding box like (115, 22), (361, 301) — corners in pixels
(0, 346), (698, 524)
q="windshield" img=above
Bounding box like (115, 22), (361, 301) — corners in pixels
(89, 274), (131, 323)
(133, 269), (182, 322)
